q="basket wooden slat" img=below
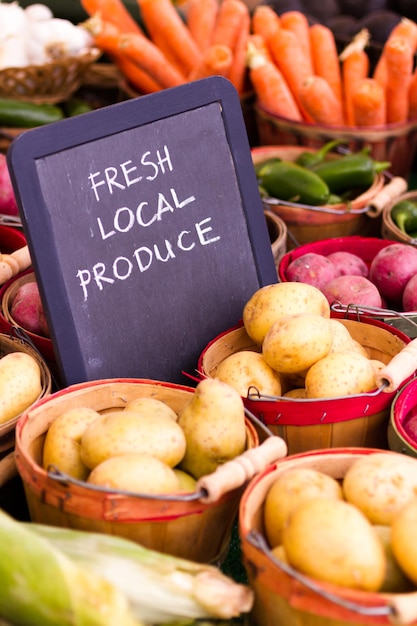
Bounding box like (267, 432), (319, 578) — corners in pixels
(382, 191), (417, 246)
(15, 378), (258, 564)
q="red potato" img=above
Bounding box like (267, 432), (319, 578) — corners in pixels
(10, 281), (49, 337)
(327, 251), (369, 278)
(402, 274), (417, 312)
(285, 252), (338, 290)
(322, 275), (383, 308)
(0, 154), (19, 216)
(369, 243), (417, 305)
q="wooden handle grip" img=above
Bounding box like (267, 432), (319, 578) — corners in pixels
(0, 244), (31, 285)
(367, 176), (408, 217)
(196, 436), (288, 504)
(376, 338), (417, 393)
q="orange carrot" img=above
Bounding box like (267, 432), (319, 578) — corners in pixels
(298, 75), (345, 126)
(267, 27), (315, 121)
(310, 23), (343, 105)
(247, 33), (272, 62)
(80, 0), (143, 34)
(409, 67), (417, 120)
(280, 10), (313, 76)
(210, 0), (248, 51)
(137, 0), (202, 76)
(228, 8), (250, 94)
(351, 78), (386, 127)
(246, 43), (302, 121)
(374, 18), (417, 89)
(373, 53), (387, 88)
(115, 53), (163, 93)
(83, 14), (186, 89)
(251, 5), (280, 45)
(388, 17), (417, 53)
(384, 34), (414, 124)
(185, 0), (219, 52)
(188, 43), (233, 80)
(340, 30), (370, 126)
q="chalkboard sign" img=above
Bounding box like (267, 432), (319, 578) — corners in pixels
(8, 76), (277, 386)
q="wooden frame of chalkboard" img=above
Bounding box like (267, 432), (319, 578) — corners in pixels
(7, 76), (277, 386)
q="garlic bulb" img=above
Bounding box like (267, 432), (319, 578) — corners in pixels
(0, 35), (29, 69)
(0, 2), (29, 40)
(28, 17), (94, 61)
(25, 3), (54, 22)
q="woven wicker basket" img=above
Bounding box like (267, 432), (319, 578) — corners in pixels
(198, 315), (410, 455)
(15, 378), (260, 564)
(382, 191), (417, 246)
(239, 447), (417, 626)
(0, 48), (101, 104)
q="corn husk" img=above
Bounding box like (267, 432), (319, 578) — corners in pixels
(0, 510), (141, 626)
(28, 523), (253, 625)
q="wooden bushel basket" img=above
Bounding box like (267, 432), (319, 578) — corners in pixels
(252, 146), (406, 248)
(13, 378), (285, 565)
(198, 315), (411, 455)
(388, 377), (417, 458)
(0, 332), (52, 487)
(382, 191), (417, 246)
(239, 447), (417, 626)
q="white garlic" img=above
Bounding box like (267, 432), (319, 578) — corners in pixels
(0, 35), (29, 69)
(25, 3), (54, 22)
(0, 2), (29, 40)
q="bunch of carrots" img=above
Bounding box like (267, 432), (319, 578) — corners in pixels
(80, 0), (251, 95)
(248, 6), (417, 128)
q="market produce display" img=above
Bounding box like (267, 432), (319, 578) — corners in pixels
(3, 2), (417, 626)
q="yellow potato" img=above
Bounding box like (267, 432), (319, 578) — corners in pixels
(0, 351), (43, 424)
(173, 469), (197, 492)
(391, 498), (417, 586)
(373, 524), (414, 593)
(124, 397), (178, 421)
(282, 498), (386, 591)
(243, 282), (330, 345)
(282, 388), (307, 399)
(80, 410), (186, 469)
(305, 351), (376, 399)
(262, 313), (334, 374)
(263, 467), (343, 548)
(42, 406), (101, 480)
(328, 320), (369, 358)
(343, 452), (417, 525)
(213, 350), (282, 397)
(87, 453), (180, 494)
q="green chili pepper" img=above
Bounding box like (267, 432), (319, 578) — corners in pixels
(311, 148), (391, 195)
(254, 157), (281, 176)
(256, 159), (330, 206)
(391, 200), (417, 234)
(295, 139), (344, 168)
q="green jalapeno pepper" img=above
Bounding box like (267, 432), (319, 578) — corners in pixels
(391, 200), (417, 234)
(256, 159), (330, 206)
(254, 157), (281, 176)
(295, 139), (344, 168)
(311, 148), (390, 195)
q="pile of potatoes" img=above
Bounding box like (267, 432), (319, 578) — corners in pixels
(213, 281), (387, 400)
(263, 451), (417, 593)
(41, 378), (248, 494)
